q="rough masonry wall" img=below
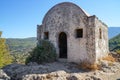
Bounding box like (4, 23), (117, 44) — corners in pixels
(37, 25), (42, 44)
(94, 17), (109, 63)
(38, 2), (92, 63)
(86, 16), (96, 64)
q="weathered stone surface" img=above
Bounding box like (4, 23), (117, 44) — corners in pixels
(37, 2), (109, 64)
(67, 73), (82, 80)
(100, 60), (120, 73)
(0, 69), (10, 80)
(2, 62), (79, 80)
(2, 61), (120, 80)
(110, 52), (120, 62)
(22, 71), (68, 80)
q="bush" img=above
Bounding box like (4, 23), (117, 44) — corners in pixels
(116, 50), (120, 54)
(25, 40), (57, 64)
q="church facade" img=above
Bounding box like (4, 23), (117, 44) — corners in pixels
(37, 2), (109, 64)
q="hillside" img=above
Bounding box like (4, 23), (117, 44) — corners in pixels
(6, 37), (37, 54)
(109, 33), (120, 51)
(108, 27), (120, 39)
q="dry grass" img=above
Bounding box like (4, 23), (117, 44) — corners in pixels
(77, 55), (116, 70)
(78, 62), (100, 71)
(102, 55), (116, 62)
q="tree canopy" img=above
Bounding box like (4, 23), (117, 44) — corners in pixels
(0, 31), (13, 68)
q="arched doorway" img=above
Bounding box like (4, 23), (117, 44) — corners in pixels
(59, 32), (67, 58)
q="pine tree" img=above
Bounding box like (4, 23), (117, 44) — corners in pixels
(0, 31), (13, 68)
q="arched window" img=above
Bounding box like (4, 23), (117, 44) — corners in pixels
(99, 28), (102, 39)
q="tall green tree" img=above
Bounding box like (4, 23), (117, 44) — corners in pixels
(0, 31), (13, 68)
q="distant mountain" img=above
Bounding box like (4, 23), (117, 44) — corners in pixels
(6, 37), (37, 54)
(108, 27), (120, 39)
(109, 33), (120, 51)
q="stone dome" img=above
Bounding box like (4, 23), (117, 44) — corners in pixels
(42, 2), (90, 24)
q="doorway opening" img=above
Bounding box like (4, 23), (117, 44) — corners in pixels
(59, 32), (67, 58)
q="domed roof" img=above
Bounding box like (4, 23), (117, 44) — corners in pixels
(42, 2), (90, 23)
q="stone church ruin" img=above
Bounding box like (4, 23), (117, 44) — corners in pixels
(37, 2), (109, 64)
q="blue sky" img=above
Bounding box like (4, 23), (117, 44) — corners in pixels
(0, 0), (120, 38)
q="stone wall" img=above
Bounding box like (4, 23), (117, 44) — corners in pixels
(86, 15), (96, 64)
(94, 17), (109, 63)
(37, 2), (109, 64)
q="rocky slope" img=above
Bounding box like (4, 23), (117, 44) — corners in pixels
(0, 60), (120, 80)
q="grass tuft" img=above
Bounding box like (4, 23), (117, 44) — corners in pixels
(102, 55), (116, 62)
(78, 61), (100, 71)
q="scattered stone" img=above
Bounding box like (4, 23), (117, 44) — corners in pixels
(49, 70), (67, 77)
(90, 76), (102, 80)
(100, 60), (109, 68)
(67, 73), (82, 80)
(0, 69), (10, 80)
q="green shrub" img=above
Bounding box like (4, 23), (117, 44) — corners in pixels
(25, 40), (57, 64)
(116, 49), (120, 54)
